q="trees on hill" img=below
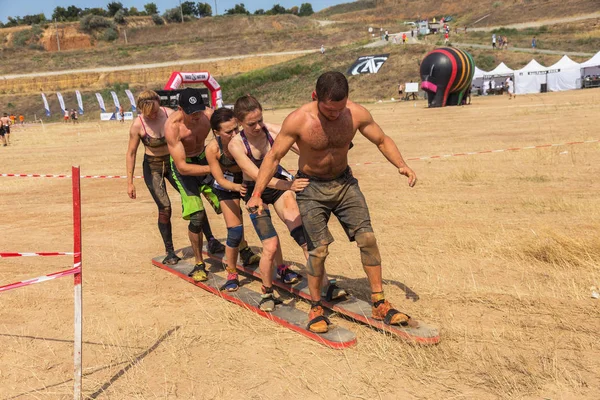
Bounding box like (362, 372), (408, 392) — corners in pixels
(0, 1), (314, 28)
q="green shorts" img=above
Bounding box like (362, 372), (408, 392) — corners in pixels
(170, 153), (221, 220)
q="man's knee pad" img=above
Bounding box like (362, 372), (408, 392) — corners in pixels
(226, 225), (244, 248)
(158, 207), (172, 224)
(290, 226), (307, 247)
(355, 232), (381, 266)
(188, 210), (206, 234)
(307, 245), (329, 276)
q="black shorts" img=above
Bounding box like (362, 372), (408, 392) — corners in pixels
(295, 167), (374, 250)
(213, 171), (243, 201)
(242, 171), (290, 205)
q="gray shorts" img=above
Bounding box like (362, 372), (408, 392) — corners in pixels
(296, 167), (373, 251)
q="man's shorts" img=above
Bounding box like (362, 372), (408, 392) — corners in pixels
(0, 126), (5, 136)
(170, 152), (221, 220)
(295, 167), (374, 251)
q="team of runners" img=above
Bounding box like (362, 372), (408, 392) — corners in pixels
(128, 72), (419, 333)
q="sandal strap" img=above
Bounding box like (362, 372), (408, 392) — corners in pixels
(259, 294), (282, 306)
(324, 283), (341, 302)
(306, 315), (331, 330)
(384, 309), (410, 326)
(219, 278), (239, 291)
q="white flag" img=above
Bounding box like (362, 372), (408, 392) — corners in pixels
(125, 89), (136, 112)
(41, 93), (51, 117)
(110, 91), (121, 112)
(95, 93), (106, 112)
(75, 90), (84, 114)
(56, 92), (66, 113)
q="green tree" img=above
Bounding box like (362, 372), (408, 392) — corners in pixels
(129, 6), (141, 16)
(82, 7), (108, 17)
(267, 4), (287, 15)
(289, 6), (299, 15)
(196, 2), (212, 17)
(144, 2), (158, 15)
(107, 2), (125, 17)
(254, 9), (265, 15)
(181, 1), (197, 16)
(22, 13), (47, 25)
(225, 3), (250, 15)
(298, 3), (314, 16)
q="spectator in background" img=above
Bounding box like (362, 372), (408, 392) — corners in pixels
(492, 34), (496, 49)
(402, 32), (407, 44)
(503, 36), (508, 50)
(532, 36), (537, 49)
(444, 32), (449, 44)
(119, 106), (125, 123)
(63, 109), (69, 123)
(18, 114), (24, 125)
(320, 44), (325, 54)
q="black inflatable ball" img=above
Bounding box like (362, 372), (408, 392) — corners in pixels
(420, 47), (475, 107)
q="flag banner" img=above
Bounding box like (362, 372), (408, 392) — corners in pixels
(95, 93), (106, 112)
(75, 90), (84, 114)
(41, 93), (51, 117)
(347, 54), (390, 75)
(110, 91), (121, 112)
(56, 92), (66, 113)
(125, 89), (136, 112)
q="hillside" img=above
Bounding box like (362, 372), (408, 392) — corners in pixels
(317, 0), (600, 27)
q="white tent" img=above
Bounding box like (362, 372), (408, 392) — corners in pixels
(547, 55), (581, 92)
(581, 50), (600, 76)
(472, 66), (488, 93)
(486, 62), (514, 77)
(515, 59), (548, 94)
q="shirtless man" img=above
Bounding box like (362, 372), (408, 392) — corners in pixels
(165, 87), (224, 282)
(0, 113), (10, 146)
(247, 72), (418, 333)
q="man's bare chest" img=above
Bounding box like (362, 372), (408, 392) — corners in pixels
(305, 119), (355, 150)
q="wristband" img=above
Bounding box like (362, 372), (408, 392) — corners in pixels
(252, 191), (262, 198)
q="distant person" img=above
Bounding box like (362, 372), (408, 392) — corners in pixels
(402, 32), (407, 44)
(503, 36), (508, 49)
(9, 113), (16, 125)
(70, 109), (79, 124)
(18, 114), (24, 125)
(320, 44), (325, 55)
(464, 25), (468, 33)
(0, 113), (10, 146)
(505, 77), (515, 99)
(444, 32), (449, 44)
(492, 33), (496, 49)
(411, 29), (414, 38)
(532, 36), (537, 49)
(119, 106), (125, 123)
(498, 35), (504, 48)
(63, 110), (69, 123)
(398, 82), (404, 98)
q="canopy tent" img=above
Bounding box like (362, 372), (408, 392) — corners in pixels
(515, 59), (548, 94)
(581, 50), (600, 76)
(486, 62), (514, 77)
(547, 55), (581, 91)
(471, 66), (488, 93)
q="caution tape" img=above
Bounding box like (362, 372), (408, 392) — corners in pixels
(0, 252), (79, 258)
(0, 174), (141, 179)
(0, 266), (81, 293)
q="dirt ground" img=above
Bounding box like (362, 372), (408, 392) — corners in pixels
(1, 89), (600, 399)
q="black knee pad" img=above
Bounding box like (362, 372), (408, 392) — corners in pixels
(307, 245), (329, 276)
(188, 210), (206, 234)
(290, 226), (306, 247)
(355, 232), (381, 266)
(226, 225), (244, 248)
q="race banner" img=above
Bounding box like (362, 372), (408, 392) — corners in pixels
(347, 54), (390, 75)
(110, 91), (121, 113)
(56, 92), (66, 113)
(125, 89), (136, 112)
(41, 93), (51, 117)
(75, 90), (84, 114)
(95, 93), (106, 112)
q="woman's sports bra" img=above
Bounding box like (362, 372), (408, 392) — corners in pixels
(139, 108), (169, 148)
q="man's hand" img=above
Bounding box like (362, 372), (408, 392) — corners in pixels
(246, 195), (264, 215)
(127, 183), (137, 199)
(399, 166), (417, 187)
(290, 178), (310, 192)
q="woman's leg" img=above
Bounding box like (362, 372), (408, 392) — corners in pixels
(221, 199), (243, 274)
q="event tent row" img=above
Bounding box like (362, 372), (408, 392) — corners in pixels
(472, 50), (600, 94)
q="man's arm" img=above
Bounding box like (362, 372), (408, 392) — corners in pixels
(252, 114), (302, 196)
(266, 122), (301, 155)
(357, 106), (417, 187)
(165, 120), (211, 176)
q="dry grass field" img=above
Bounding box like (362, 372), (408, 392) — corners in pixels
(1, 88), (600, 399)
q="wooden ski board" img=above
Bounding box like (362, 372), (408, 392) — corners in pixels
(151, 253), (357, 349)
(212, 254), (440, 345)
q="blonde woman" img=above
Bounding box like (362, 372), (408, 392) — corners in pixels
(126, 90), (224, 265)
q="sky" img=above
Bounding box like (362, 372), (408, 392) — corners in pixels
(0, 0), (350, 22)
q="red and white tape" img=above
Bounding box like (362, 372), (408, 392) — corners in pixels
(0, 265), (81, 293)
(1, 139), (598, 179)
(0, 252), (79, 258)
(0, 173), (142, 179)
